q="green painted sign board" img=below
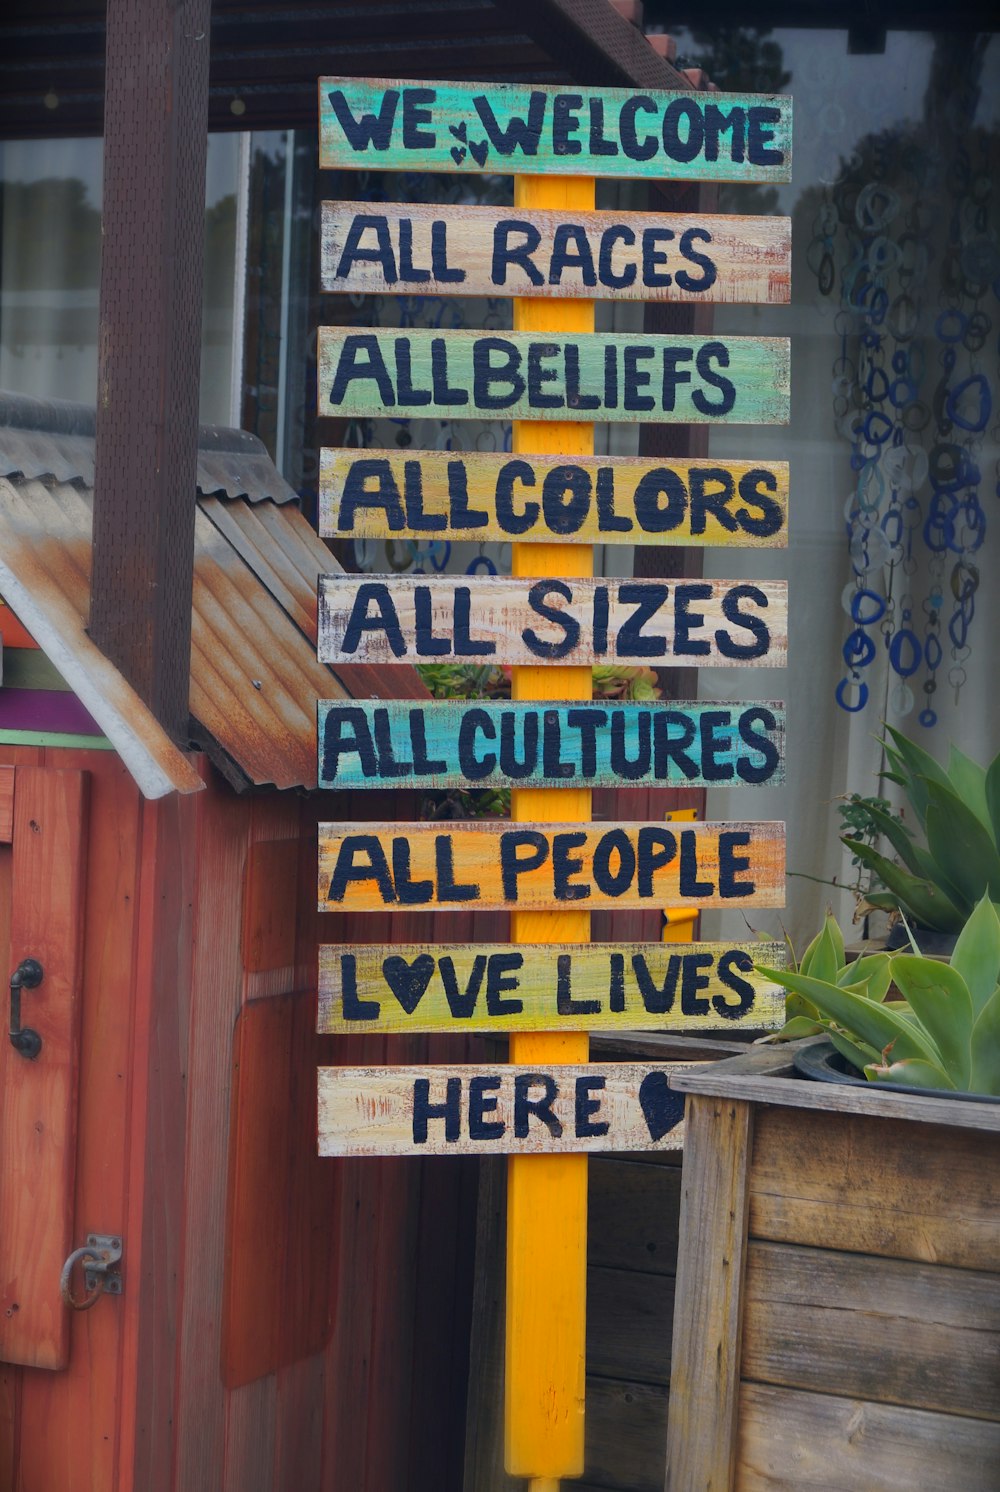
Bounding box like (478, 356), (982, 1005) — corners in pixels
(319, 77), (792, 184)
(318, 328), (790, 425)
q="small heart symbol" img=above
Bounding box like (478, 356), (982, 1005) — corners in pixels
(638, 1071), (684, 1143)
(468, 138), (489, 169)
(383, 954), (436, 1015)
(449, 121), (468, 142)
(450, 145), (467, 166)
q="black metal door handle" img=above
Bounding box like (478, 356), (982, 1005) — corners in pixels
(9, 958), (43, 1059)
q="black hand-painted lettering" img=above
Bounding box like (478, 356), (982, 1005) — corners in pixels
(641, 227), (674, 288)
(412, 1076), (461, 1144)
(557, 952), (600, 1016)
(598, 225), (636, 288)
(689, 467), (737, 534)
(693, 341), (735, 415)
(340, 581), (406, 657)
(609, 952), (626, 1012)
(486, 952), (523, 1015)
(717, 584), (770, 660)
(736, 469), (783, 537)
(499, 710), (538, 780)
(552, 831), (590, 901)
(542, 711), (576, 780)
(636, 826), (676, 898)
(435, 834), (480, 901)
(632, 952), (680, 1014)
(619, 96), (658, 160)
(653, 710), (698, 780)
(566, 706), (605, 778)
(392, 837), (434, 903)
(527, 341), (564, 410)
(468, 1075), (505, 1140)
(736, 706), (780, 784)
(675, 227), (717, 293)
(616, 582), (668, 658)
(588, 98), (619, 156)
(430, 337), (469, 406)
(680, 953), (714, 1015)
(413, 584), (451, 656)
(552, 93), (583, 155)
(596, 465), (631, 532)
(523, 580), (580, 660)
(328, 88), (399, 151)
(430, 220), (464, 282)
(454, 586), (496, 657)
(714, 950), (755, 1019)
(491, 220), (544, 287)
(660, 347), (693, 411)
(473, 336), (525, 409)
(747, 106), (783, 166)
(623, 345), (656, 411)
(401, 87), (436, 149)
(339, 457), (405, 532)
(457, 707), (496, 780)
(322, 705), (378, 781)
(409, 710), (447, 776)
(703, 102), (746, 163)
(565, 343), (602, 410)
(439, 953), (487, 1017)
(673, 582), (712, 656)
(447, 460), (488, 529)
(592, 827), (636, 896)
(633, 467), (687, 533)
(662, 97), (705, 163)
(329, 334), (394, 406)
(341, 953), (380, 1020)
(495, 459), (540, 535)
(327, 834), (396, 903)
(472, 91), (546, 155)
(403, 458), (445, 531)
(336, 214), (398, 283)
(373, 707), (412, 778)
(398, 217), (431, 283)
(718, 830), (756, 898)
(575, 1076), (609, 1138)
(549, 225), (596, 286)
(678, 830), (714, 898)
(699, 709), (736, 782)
(542, 465), (590, 535)
(609, 709), (650, 779)
(500, 829), (549, 901)
(513, 1074), (563, 1139)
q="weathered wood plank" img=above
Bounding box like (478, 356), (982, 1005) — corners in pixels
(321, 201), (791, 303)
(0, 763), (12, 842)
(318, 328), (791, 424)
(749, 1106), (1000, 1271)
(316, 699), (786, 791)
(742, 1240), (1000, 1421)
(319, 447), (790, 547)
(736, 1382), (1000, 1491)
(587, 1265), (674, 1387)
(317, 819), (785, 913)
(318, 941), (786, 1034)
(666, 1096), (753, 1492)
(589, 1157), (682, 1277)
(583, 1376), (670, 1492)
(317, 575), (788, 668)
(319, 78), (792, 184)
(670, 1040), (1000, 1133)
(317, 1062), (698, 1156)
(0, 767), (88, 1369)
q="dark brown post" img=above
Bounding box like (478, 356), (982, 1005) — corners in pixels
(91, 0), (213, 739)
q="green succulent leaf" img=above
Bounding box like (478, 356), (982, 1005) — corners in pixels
(864, 1058), (956, 1090)
(806, 916), (845, 985)
(826, 1026), (881, 1071)
(857, 800), (937, 881)
(755, 966), (942, 1067)
(842, 838), (965, 932)
(836, 951), (892, 1001)
(785, 990), (820, 1022)
(883, 725), (952, 826)
(969, 985), (1000, 1097)
(951, 894), (1000, 1018)
(797, 925), (824, 978)
(985, 751), (1000, 851)
(889, 955), (973, 1089)
(766, 1014), (828, 1042)
(946, 744), (993, 835)
(923, 779), (1000, 908)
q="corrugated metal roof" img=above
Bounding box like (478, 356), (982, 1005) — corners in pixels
(0, 390), (300, 504)
(0, 396), (429, 796)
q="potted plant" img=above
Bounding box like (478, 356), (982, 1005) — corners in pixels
(841, 726), (1000, 947)
(664, 894), (1000, 1491)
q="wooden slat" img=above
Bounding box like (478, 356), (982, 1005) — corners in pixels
(588, 1156), (682, 1277)
(0, 764), (12, 842)
(749, 1106), (1000, 1272)
(321, 200), (791, 303)
(735, 1382), (1000, 1491)
(665, 1095), (753, 1492)
(319, 447), (789, 548)
(0, 766), (88, 1369)
(241, 838), (299, 973)
(742, 1239), (1000, 1422)
(583, 1375), (669, 1492)
(317, 574), (788, 667)
(319, 78), (792, 184)
(587, 1265), (673, 1386)
(318, 819), (785, 913)
(318, 1062), (694, 1156)
(318, 328), (791, 424)
(318, 940), (786, 1034)
(670, 1040), (1000, 1133)
(316, 699), (787, 791)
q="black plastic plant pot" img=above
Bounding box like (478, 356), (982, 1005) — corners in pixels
(792, 1037), (1000, 1105)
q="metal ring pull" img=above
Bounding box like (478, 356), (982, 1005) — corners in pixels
(60, 1235), (123, 1311)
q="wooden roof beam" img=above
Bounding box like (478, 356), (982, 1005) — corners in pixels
(501, 0), (691, 90)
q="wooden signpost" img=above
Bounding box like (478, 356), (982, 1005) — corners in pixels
(317, 574), (787, 667)
(316, 699), (786, 790)
(321, 200), (791, 303)
(314, 69), (792, 1489)
(318, 1063), (700, 1157)
(318, 942), (787, 1034)
(320, 449), (789, 548)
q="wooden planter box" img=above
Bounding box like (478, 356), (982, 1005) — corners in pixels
(665, 1041), (1000, 1492)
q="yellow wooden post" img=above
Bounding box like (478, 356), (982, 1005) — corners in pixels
(505, 172), (594, 1486)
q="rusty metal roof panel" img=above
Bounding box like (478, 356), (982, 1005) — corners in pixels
(0, 475), (206, 798)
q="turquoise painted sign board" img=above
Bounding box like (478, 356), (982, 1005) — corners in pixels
(316, 700), (786, 791)
(319, 77), (792, 184)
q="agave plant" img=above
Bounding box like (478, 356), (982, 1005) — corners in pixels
(757, 894), (1000, 1096)
(843, 726), (1000, 934)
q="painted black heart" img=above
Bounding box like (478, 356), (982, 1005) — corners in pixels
(638, 1071), (684, 1143)
(449, 121), (468, 142)
(382, 954), (436, 1014)
(450, 145), (467, 166)
(468, 138), (489, 168)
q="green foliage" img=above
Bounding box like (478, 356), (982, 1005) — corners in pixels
(842, 726), (1000, 933)
(757, 895), (1000, 1097)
